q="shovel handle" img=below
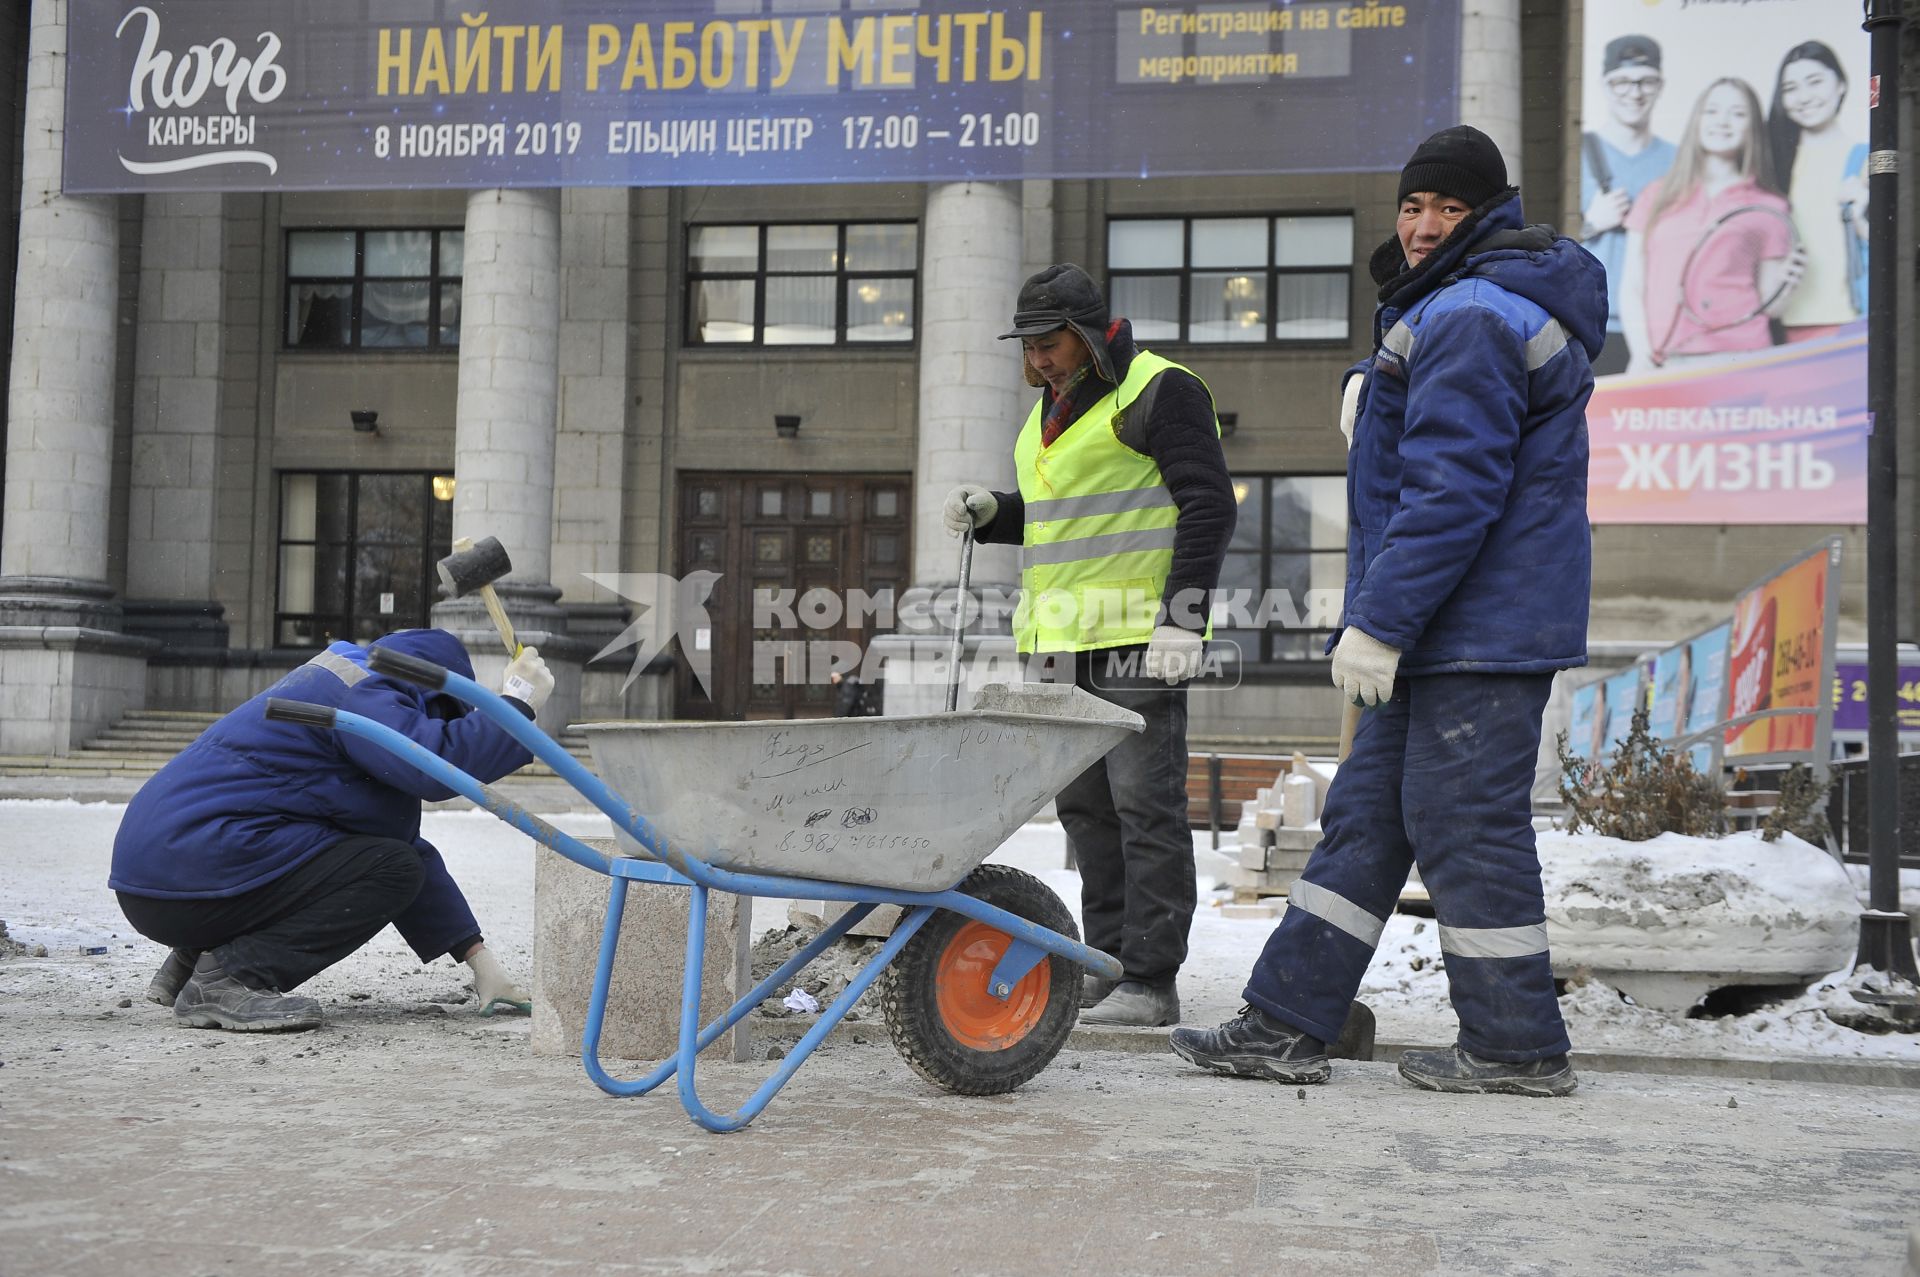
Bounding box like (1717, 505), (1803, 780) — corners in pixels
(945, 528), (973, 713)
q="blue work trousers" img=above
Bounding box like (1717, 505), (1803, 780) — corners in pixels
(1245, 672), (1571, 1061)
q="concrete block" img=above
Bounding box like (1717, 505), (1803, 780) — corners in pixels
(1282, 774), (1318, 828)
(533, 837), (752, 1064)
(1221, 902), (1280, 920)
(788, 899), (904, 939)
(1254, 808), (1282, 831)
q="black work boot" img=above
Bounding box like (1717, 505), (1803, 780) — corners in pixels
(173, 954), (323, 1033)
(1169, 1004), (1330, 1083)
(1397, 1045), (1577, 1097)
(1082, 980), (1180, 1027)
(145, 948), (200, 1007)
(1079, 975), (1119, 1010)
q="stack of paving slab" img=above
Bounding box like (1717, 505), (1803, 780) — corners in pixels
(1222, 753), (1333, 912)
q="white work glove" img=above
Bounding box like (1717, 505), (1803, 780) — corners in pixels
(1143, 625), (1205, 685)
(500, 645), (553, 712)
(1330, 626), (1400, 708)
(1338, 372), (1365, 449)
(942, 484), (998, 537)
(466, 944), (531, 1017)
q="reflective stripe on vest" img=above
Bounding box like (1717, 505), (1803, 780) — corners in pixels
(1011, 350), (1214, 653)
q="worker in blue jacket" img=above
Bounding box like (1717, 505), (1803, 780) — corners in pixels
(1173, 126), (1606, 1096)
(110, 629), (553, 1033)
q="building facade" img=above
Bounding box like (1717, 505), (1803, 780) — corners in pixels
(1, 0), (1914, 756)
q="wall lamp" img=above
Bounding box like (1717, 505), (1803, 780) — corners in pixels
(774, 413), (802, 439)
(1217, 411), (1238, 439)
(350, 409), (380, 434)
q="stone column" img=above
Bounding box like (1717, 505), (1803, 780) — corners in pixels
(875, 182), (1027, 715)
(550, 186), (632, 720)
(1460, 0), (1523, 189)
(123, 193), (228, 651)
(0, 0), (149, 755)
(432, 188), (584, 728)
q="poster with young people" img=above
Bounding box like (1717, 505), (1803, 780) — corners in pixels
(1579, 0), (1869, 525)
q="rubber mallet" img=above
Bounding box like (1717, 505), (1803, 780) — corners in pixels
(437, 536), (520, 657)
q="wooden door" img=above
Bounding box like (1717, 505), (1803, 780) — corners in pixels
(675, 472), (910, 720)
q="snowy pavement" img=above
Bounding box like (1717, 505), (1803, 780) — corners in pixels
(7, 800), (1920, 1275)
(6, 799), (1917, 1071)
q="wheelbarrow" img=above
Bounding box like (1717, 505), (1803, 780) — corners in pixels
(263, 651), (1137, 1133)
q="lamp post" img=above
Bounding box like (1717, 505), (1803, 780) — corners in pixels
(1853, 0), (1917, 982)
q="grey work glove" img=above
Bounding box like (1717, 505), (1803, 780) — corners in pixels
(1143, 625), (1205, 685)
(1330, 626), (1400, 708)
(942, 484), (998, 537)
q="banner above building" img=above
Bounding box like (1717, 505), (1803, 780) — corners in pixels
(64, 1), (1459, 193)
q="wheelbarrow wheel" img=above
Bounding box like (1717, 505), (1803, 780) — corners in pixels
(881, 864), (1082, 1096)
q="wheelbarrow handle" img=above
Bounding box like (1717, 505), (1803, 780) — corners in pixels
(366, 645), (450, 690)
(945, 527), (973, 713)
(265, 698), (337, 728)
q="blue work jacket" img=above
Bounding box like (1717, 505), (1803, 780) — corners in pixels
(110, 630), (530, 899)
(1341, 192), (1607, 674)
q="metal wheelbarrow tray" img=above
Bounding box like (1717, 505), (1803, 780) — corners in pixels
(265, 654), (1136, 1133)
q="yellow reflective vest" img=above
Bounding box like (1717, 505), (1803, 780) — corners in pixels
(1011, 351), (1216, 654)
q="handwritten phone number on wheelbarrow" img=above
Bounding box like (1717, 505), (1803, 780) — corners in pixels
(776, 827), (936, 856)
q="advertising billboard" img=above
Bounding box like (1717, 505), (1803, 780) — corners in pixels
(65, 1), (1461, 193)
(1724, 538), (1841, 762)
(1646, 621), (1732, 772)
(1578, 0), (1868, 525)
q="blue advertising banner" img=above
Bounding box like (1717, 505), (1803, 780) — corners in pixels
(1646, 621), (1731, 772)
(65, 1), (1459, 193)
(1568, 664), (1649, 765)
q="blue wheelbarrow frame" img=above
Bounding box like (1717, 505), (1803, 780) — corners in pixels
(264, 646), (1122, 1133)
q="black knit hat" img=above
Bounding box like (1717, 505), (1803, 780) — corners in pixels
(1396, 125), (1509, 209)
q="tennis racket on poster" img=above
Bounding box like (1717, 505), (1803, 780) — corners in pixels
(1652, 204), (1802, 364)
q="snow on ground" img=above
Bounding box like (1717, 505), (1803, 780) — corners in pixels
(4, 799), (1918, 1064)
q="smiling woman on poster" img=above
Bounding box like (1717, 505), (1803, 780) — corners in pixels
(1619, 78), (1805, 373)
(1767, 41), (1869, 340)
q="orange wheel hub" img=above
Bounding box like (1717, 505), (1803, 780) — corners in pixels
(933, 922), (1050, 1051)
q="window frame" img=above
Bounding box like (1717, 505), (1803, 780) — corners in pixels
(1213, 472), (1348, 668)
(283, 227), (464, 352)
(1106, 212), (1355, 347)
(684, 219), (919, 348)
(273, 469), (456, 648)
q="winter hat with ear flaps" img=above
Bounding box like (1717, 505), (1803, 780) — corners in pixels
(998, 263), (1115, 383)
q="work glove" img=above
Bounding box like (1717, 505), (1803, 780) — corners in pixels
(1143, 624), (1205, 685)
(1330, 626), (1400, 708)
(465, 944), (532, 1017)
(942, 484), (998, 537)
(501, 645), (553, 712)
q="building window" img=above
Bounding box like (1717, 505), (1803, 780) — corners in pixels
(276, 471), (455, 647)
(686, 221), (917, 346)
(1108, 214), (1353, 344)
(285, 229), (463, 350)
(1213, 474), (1347, 664)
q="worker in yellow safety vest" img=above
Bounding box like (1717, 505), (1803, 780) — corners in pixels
(945, 264), (1235, 1028)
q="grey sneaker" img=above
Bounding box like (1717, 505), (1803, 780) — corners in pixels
(173, 955), (323, 1033)
(1169, 1004), (1330, 1083)
(1079, 975), (1119, 1010)
(1081, 980), (1179, 1028)
(1397, 1045), (1576, 1097)
(145, 948), (199, 1006)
